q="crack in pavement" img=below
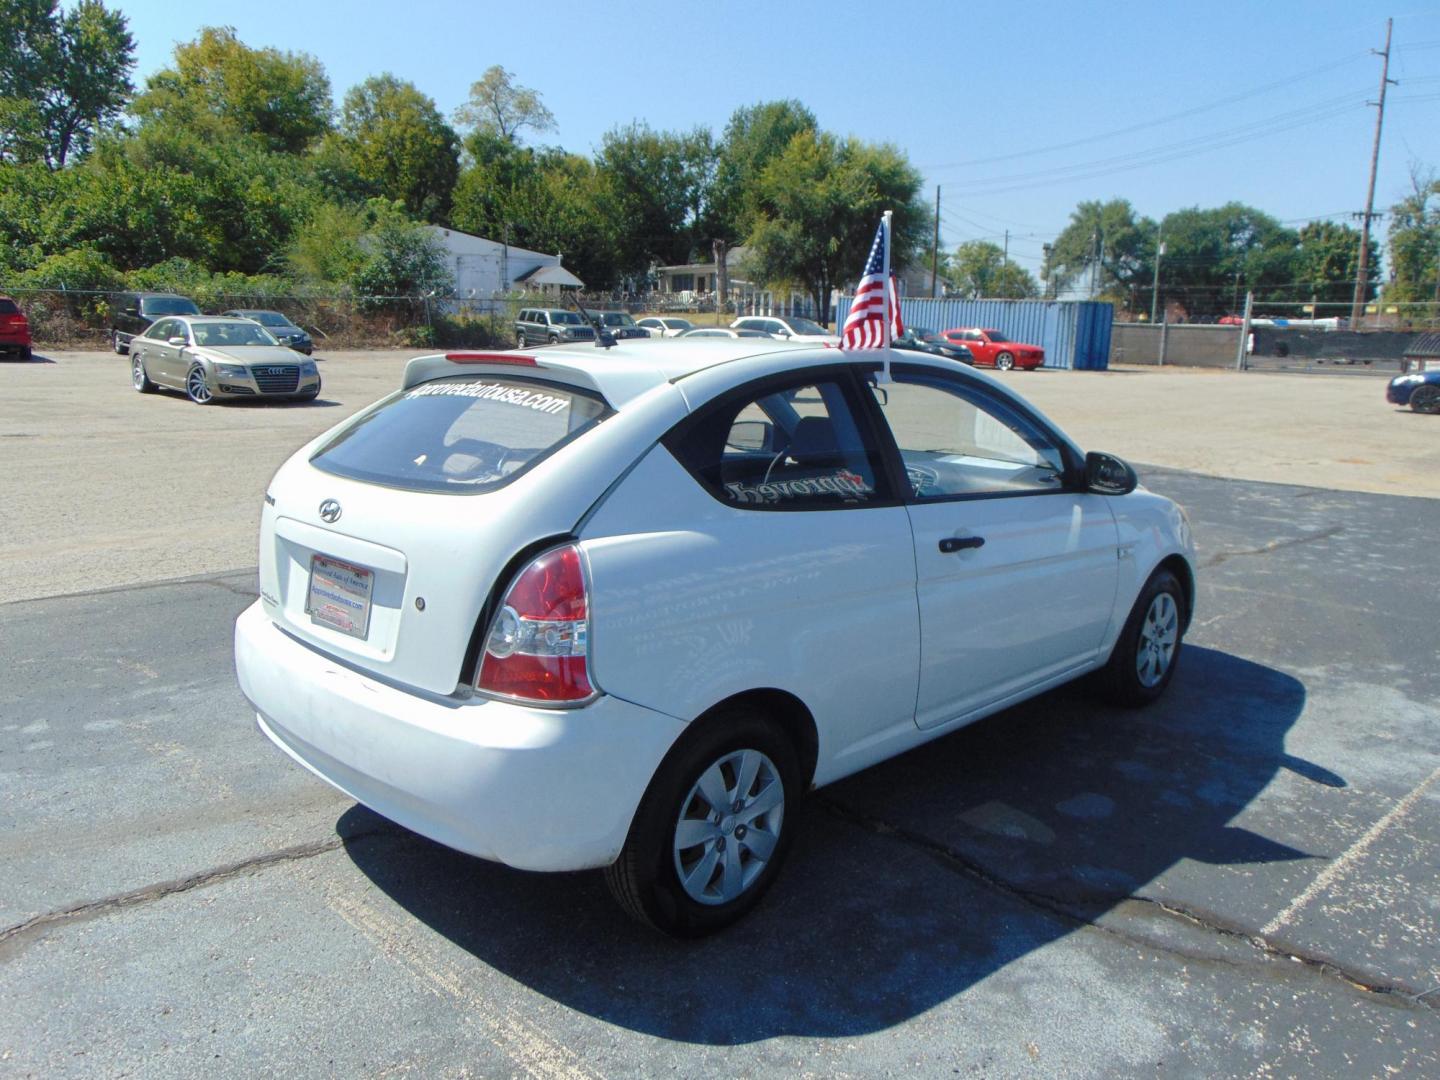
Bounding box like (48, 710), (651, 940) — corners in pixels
(815, 795), (1438, 1014)
(0, 828), (390, 952)
(1201, 526), (1344, 569)
(0, 569), (258, 609)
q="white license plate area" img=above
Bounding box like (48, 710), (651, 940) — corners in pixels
(306, 554), (374, 639)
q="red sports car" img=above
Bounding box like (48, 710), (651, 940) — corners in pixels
(940, 327), (1044, 370)
(0, 295), (33, 361)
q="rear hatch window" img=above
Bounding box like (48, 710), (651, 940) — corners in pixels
(311, 374), (610, 494)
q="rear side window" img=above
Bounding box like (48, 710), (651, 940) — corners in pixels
(666, 375), (888, 510)
(0, 299), (19, 314)
(311, 375), (611, 494)
(143, 297), (200, 316)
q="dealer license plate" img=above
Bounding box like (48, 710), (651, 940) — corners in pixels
(306, 554), (374, 639)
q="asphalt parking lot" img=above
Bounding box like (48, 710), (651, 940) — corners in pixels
(2, 349), (1438, 1076)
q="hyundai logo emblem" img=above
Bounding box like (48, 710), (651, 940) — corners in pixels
(319, 499), (342, 523)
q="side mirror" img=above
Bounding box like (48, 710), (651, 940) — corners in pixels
(123, 307), (139, 316)
(1085, 451), (1138, 496)
(726, 419), (778, 453)
(168, 336), (188, 347)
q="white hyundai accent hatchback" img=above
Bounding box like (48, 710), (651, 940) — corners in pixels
(235, 341), (1195, 936)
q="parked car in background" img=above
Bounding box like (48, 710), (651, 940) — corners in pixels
(0, 295), (32, 361)
(591, 311), (649, 340)
(731, 315), (841, 344)
(893, 327), (974, 364)
(130, 316), (321, 404)
(516, 308), (597, 347)
(235, 338), (1195, 937)
(940, 328), (1045, 370)
(220, 309), (314, 355)
(1386, 371), (1440, 414)
(677, 327), (775, 339)
(110, 292), (202, 355)
(636, 316), (694, 338)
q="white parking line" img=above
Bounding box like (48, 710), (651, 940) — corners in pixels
(1261, 764), (1440, 937)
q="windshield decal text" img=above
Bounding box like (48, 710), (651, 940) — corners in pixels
(406, 381), (570, 414)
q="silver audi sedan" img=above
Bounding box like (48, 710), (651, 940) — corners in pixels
(130, 316), (322, 404)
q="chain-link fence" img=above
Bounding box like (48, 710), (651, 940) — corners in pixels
(4, 286), (784, 350)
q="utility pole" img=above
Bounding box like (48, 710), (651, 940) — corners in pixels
(1150, 230), (1165, 324)
(931, 185), (941, 297)
(1236, 290), (1254, 371)
(1351, 17), (1397, 326)
(1042, 243), (1053, 300)
(1002, 230), (1009, 272)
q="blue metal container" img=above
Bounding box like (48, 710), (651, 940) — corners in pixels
(834, 297), (1114, 370)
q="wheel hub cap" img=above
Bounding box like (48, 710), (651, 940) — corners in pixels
(673, 748), (785, 906)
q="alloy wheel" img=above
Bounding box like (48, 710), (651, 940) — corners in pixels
(1135, 592), (1179, 688)
(186, 367), (213, 404)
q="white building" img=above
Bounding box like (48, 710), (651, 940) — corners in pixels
(425, 226), (584, 311)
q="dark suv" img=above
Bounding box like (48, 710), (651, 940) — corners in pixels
(111, 292), (201, 355)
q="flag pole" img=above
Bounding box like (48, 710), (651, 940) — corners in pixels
(879, 210), (893, 383)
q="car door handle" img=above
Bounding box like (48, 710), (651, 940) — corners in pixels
(939, 536), (985, 553)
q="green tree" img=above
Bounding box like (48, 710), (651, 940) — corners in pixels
(1047, 199), (1156, 303)
(0, 0), (134, 167)
(1156, 203), (1296, 316)
(1385, 170), (1439, 305)
(350, 204), (454, 314)
(452, 146), (619, 289)
(948, 240), (1039, 299)
(336, 74), (458, 221)
(453, 65), (554, 145)
(746, 130), (925, 324)
(132, 26), (331, 154)
(1294, 220), (1377, 307)
(596, 122), (716, 273)
(708, 99), (817, 241)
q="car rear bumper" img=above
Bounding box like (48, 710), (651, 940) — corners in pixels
(234, 601), (686, 871)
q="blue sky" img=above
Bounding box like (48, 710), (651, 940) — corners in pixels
(114, 0), (1438, 275)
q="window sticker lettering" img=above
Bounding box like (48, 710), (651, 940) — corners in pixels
(724, 470), (873, 505)
(406, 381), (570, 415)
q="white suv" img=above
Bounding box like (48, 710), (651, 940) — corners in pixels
(235, 341), (1195, 936)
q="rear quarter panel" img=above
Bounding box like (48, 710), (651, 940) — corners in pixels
(580, 444), (922, 776)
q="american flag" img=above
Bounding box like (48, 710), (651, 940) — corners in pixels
(841, 219), (904, 349)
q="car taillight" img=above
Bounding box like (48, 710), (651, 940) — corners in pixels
(476, 544), (595, 704)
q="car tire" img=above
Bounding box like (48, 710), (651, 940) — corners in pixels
(604, 709), (801, 937)
(21, 345), (32, 362)
(132, 353), (156, 393)
(1411, 385), (1440, 415)
(112, 330), (128, 356)
(548, 333), (559, 345)
(516, 331), (526, 349)
(1098, 568), (1186, 707)
(995, 352), (1015, 371)
(185, 365), (214, 405)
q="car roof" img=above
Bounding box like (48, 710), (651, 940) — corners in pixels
(400, 341), (1073, 443)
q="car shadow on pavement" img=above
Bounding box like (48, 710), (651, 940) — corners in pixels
(340, 645), (1318, 1044)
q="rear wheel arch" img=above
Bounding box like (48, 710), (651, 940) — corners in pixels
(684, 688), (819, 790)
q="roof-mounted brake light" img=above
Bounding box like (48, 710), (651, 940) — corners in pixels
(446, 352), (538, 366)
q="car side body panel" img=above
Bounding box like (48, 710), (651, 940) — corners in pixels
(580, 443), (922, 779)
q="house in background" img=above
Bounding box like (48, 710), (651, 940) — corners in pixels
(424, 227), (584, 311)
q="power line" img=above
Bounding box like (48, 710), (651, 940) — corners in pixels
(941, 90), (1372, 197)
(919, 49), (1373, 172)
